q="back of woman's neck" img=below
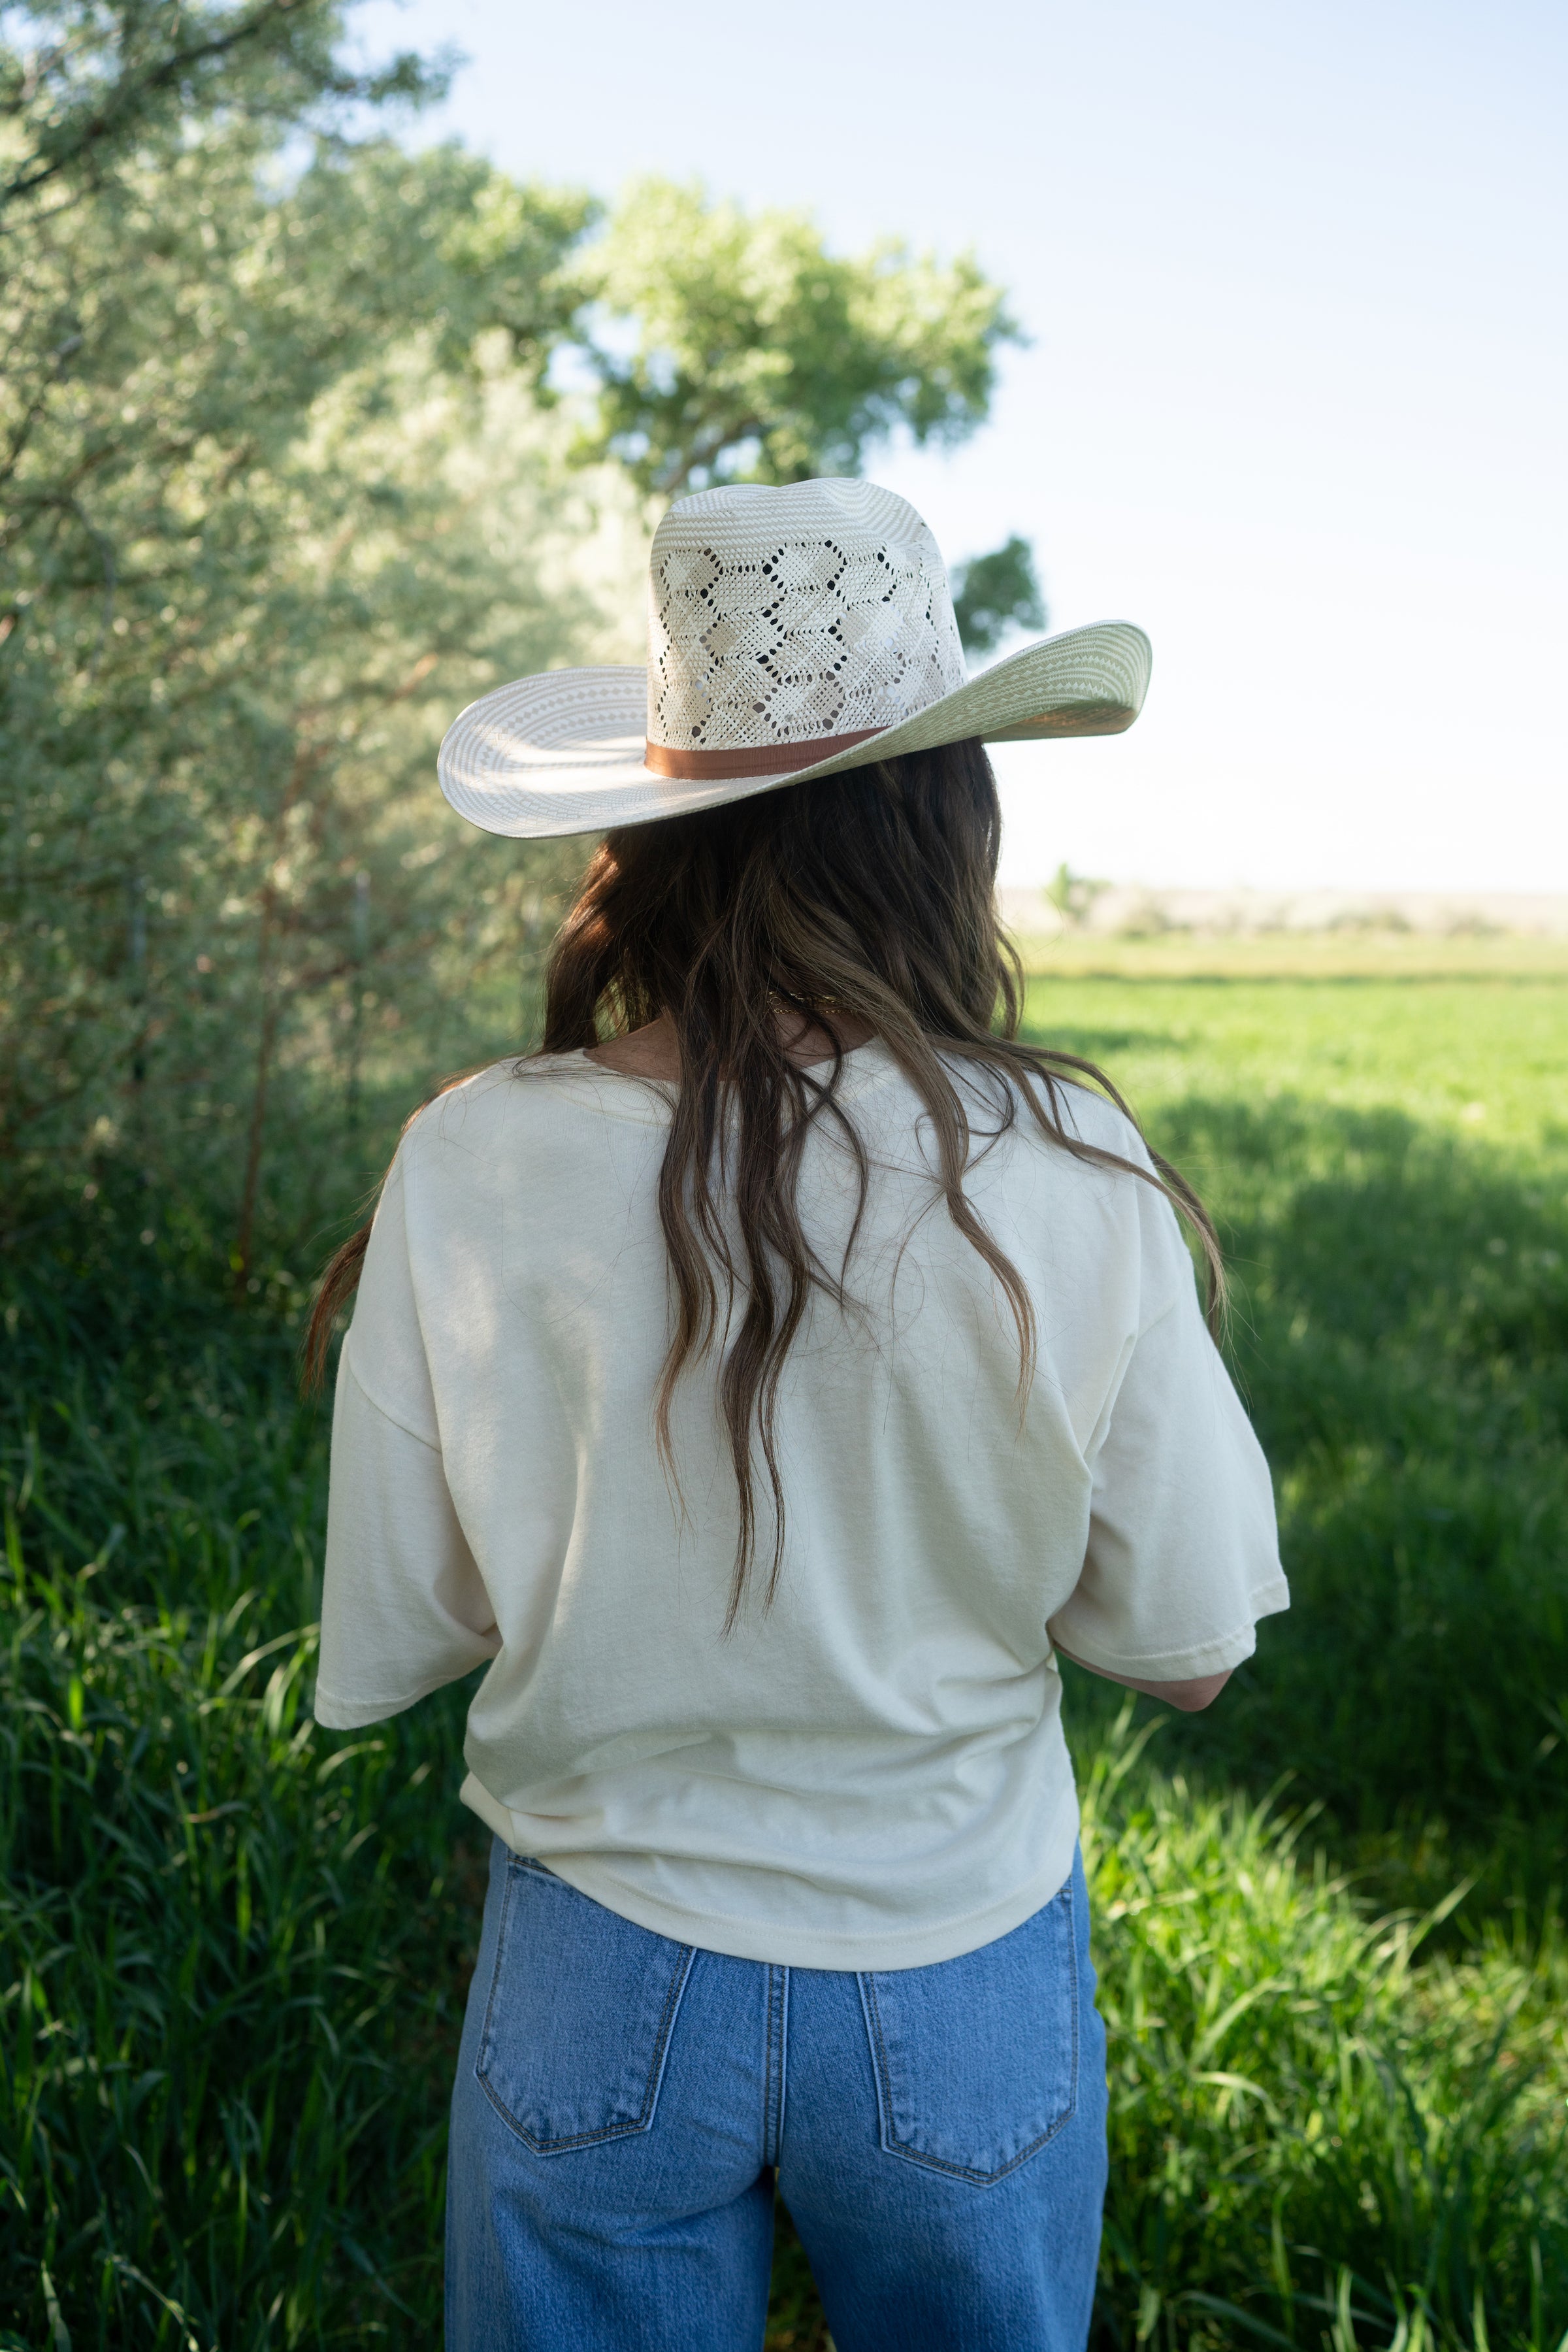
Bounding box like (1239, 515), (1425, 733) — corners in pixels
(585, 1008), (873, 1080)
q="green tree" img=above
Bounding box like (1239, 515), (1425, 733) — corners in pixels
(1, 11), (1018, 1277)
(1, 20), (602, 1255)
(572, 175), (1020, 495)
(1043, 861), (1109, 928)
(0, 0), (436, 212)
(950, 532), (1047, 656)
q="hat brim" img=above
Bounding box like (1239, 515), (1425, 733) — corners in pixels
(437, 620), (1151, 840)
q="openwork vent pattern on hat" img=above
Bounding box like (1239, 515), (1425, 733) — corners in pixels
(647, 483), (967, 752)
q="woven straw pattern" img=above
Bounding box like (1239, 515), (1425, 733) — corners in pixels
(647, 481), (966, 751)
(436, 620), (1151, 840)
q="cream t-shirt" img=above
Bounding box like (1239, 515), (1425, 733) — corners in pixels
(316, 1044), (1286, 1970)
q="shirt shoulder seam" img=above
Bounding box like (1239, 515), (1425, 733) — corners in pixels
(1134, 1284), (1186, 1345)
(340, 1342), (442, 1454)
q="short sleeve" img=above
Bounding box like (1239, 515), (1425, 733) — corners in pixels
(1048, 1244), (1288, 1683)
(315, 1159), (500, 1730)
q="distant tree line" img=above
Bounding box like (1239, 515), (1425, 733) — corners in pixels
(1, 0), (1043, 1278)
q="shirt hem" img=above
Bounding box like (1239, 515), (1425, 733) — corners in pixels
(314, 1655), (497, 1729)
(459, 1771), (1081, 1971)
(1053, 1574), (1290, 1682)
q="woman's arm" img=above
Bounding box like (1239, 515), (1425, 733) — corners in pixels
(1053, 1642), (1232, 1712)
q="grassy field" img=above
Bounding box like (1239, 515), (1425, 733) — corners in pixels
(3, 942), (1566, 2349)
(1020, 959), (1568, 1909)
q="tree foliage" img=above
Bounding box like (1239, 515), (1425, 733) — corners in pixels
(0, 0), (437, 212)
(951, 531), (1047, 656)
(1, 4), (1017, 1275)
(1, 98), (603, 1266)
(573, 176), (1021, 495)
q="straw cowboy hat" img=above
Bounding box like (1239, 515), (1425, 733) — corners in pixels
(438, 478), (1151, 838)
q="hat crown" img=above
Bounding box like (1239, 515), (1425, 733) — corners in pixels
(647, 479), (968, 755)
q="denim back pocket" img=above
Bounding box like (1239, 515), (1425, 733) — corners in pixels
(476, 1859), (694, 2155)
(858, 1875), (1079, 2185)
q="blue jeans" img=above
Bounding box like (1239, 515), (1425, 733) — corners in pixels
(447, 1840), (1107, 2350)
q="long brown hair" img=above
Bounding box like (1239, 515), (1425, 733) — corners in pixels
(308, 738), (1224, 1625)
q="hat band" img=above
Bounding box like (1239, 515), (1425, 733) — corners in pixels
(644, 727), (882, 782)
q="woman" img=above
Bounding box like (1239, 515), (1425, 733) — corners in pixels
(310, 480), (1286, 2350)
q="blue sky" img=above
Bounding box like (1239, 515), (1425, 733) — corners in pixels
(352, 0), (1565, 891)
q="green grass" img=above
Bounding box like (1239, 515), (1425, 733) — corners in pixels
(1021, 968), (1568, 1150)
(1, 1268), (478, 2341)
(3, 967), (1567, 2348)
(1021, 973), (1568, 1921)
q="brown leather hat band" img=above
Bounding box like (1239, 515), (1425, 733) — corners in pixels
(644, 727), (883, 782)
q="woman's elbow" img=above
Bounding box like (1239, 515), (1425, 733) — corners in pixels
(1163, 1669), (1232, 1712)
